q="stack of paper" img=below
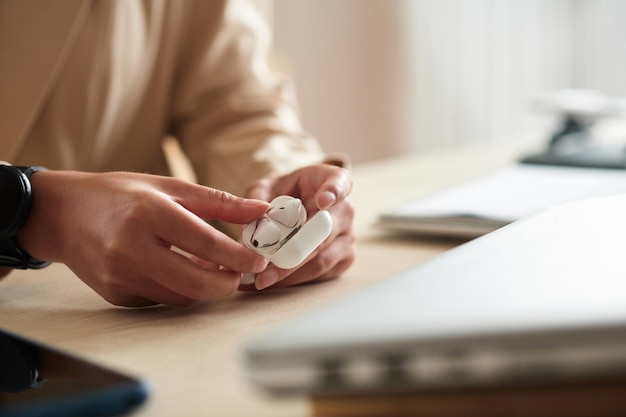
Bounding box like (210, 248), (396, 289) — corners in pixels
(378, 163), (626, 238)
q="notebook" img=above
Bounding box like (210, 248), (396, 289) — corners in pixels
(243, 194), (626, 396)
(378, 162), (626, 238)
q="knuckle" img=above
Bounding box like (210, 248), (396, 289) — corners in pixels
(344, 249), (357, 269)
(347, 230), (357, 245)
(101, 234), (131, 268)
(325, 259), (353, 280)
(308, 250), (333, 277)
(204, 189), (245, 216)
(120, 192), (153, 219)
(210, 189), (237, 207)
(334, 166), (350, 179)
(105, 196), (157, 244)
(312, 239), (356, 280)
(327, 166), (352, 188)
(217, 190), (235, 205)
(343, 199), (356, 219)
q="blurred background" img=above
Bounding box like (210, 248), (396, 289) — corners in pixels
(265, 0), (626, 163)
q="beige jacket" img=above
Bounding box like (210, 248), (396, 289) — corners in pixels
(0, 0), (327, 199)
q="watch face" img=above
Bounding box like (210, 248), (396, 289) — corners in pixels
(0, 167), (29, 239)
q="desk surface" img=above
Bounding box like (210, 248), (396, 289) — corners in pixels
(0, 145), (523, 417)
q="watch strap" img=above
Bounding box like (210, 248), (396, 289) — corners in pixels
(0, 238), (50, 269)
(15, 166), (47, 176)
(0, 165), (50, 269)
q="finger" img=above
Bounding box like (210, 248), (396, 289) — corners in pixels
(187, 255), (221, 269)
(271, 165), (353, 210)
(251, 232), (355, 290)
(95, 236), (242, 305)
(144, 195), (268, 273)
(244, 200), (354, 290)
(88, 255), (199, 307)
(325, 199), (355, 237)
(314, 167), (353, 210)
(272, 234), (356, 288)
(138, 246), (244, 300)
(100, 294), (158, 308)
(100, 208), (261, 299)
(166, 217), (267, 273)
(156, 176), (269, 223)
(101, 278), (198, 307)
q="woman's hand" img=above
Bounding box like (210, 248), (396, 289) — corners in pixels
(17, 171), (269, 307)
(241, 164), (355, 290)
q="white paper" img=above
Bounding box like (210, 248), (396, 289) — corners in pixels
(381, 163), (626, 236)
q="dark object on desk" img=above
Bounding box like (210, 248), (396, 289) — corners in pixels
(377, 109), (626, 239)
(0, 329), (148, 417)
(521, 114), (626, 169)
(378, 113), (626, 240)
(521, 144), (626, 170)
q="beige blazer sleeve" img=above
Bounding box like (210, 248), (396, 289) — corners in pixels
(2, 0), (342, 200)
(168, 0), (329, 199)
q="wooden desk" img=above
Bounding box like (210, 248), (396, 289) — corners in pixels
(0, 145), (522, 417)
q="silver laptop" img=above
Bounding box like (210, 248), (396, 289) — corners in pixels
(243, 194), (626, 395)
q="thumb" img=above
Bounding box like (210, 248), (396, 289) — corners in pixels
(314, 168), (352, 210)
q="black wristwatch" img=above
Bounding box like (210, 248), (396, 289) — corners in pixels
(0, 165), (50, 269)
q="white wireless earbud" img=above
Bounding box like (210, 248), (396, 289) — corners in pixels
(242, 217), (282, 255)
(266, 196), (307, 228)
(241, 196), (333, 277)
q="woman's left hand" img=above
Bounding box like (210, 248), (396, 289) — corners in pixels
(241, 164), (355, 290)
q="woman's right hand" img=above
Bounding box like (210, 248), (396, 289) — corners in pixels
(17, 171), (269, 307)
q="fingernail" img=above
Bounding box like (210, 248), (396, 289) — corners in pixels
(241, 273), (256, 285)
(254, 256), (269, 272)
(244, 198), (269, 208)
(255, 269), (279, 290)
(317, 191), (337, 209)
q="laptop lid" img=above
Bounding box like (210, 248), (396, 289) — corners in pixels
(243, 194), (626, 395)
